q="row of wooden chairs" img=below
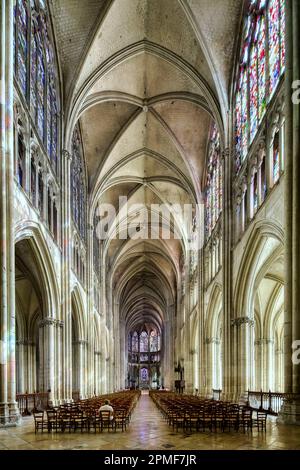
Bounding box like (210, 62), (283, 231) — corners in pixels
(33, 390), (140, 433)
(151, 391), (267, 433)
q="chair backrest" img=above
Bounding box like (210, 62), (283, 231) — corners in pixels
(100, 410), (112, 421)
(33, 411), (44, 421)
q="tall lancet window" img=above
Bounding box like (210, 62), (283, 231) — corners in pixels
(71, 124), (87, 242)
(205, 122), (222, 238)
(14, 0), (59, 172)
(235, 0), (285, 171)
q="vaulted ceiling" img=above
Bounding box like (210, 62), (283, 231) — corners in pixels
(50, 0), (243, 331)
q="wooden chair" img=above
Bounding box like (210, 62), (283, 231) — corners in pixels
(100, 410), (114, 432)
(33, 411), (48, 433)
(46, 409), (59, 432)
(240, 408), (252, 432)
(114, 409), (127, 432)
(252, 410), (267, 431)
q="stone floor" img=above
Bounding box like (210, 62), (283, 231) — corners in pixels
(1, 393), (300, 450)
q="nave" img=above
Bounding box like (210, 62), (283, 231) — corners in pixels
(1, 0), (300, 447)
(1, 393), (300, 451)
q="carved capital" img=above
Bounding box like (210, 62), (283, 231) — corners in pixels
(205, 337), (221, 345)
(255, 338), (274, 346)
(231, 317), (254, 327)
(16, 339), (35, 346)
(221, 147), (230, 162)
(39, 317), (56, 328)
(62, 149), (72, 162)
(39, 318), (64, 328)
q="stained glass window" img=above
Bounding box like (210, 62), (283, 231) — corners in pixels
(205, 123), (222, 237)
(235, 0), (285, 168)
(150, 330), (159, 352)
(132, 332), (138, 352)
(14, 1), (59, 172)
(279, 0), (285, 73)
(241, 69), (248, 161)
(93, 211), (100, 278)
(253, 171), (258, 212)
(17, 133), (26, 187)
(140, 331), (148, 353)
(140, 367), (148, 383)
(268, 0), (280, 97)
(71, 124), (87, 241)
(15, 1), (28, 96)
(273, 131), (280, 183)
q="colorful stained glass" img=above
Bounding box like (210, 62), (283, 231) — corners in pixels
(15, 1), (60, 172)
(273, 131), (280, 182)
(279, 0), (285, 73)
(205, 123), (222, 237)
(132, 332), (138, 352)
(71, 124), (86, 240)
(235, 1), (285, 172)
(253, 172), (258, 212)
(30, 31), (37, 116)
(16, 0), (28, 97)
(37, 43), (45, 139)
(235, 90), (242, 170)
(140, 367), (148, 383)
(249, 43), (258, 141)
(241, 69), (248, 161)
(140, 331), (148, 353)
(150, 330), (158, 352)
(268, 0), (280, 97)
(258, 16), (266, 120)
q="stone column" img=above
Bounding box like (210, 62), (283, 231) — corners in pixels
(231, 317), (255, 401)
(55, 321), (63, 403)
(119, 319), (126, 390)
(278, 0), (300, 425)
(0, 0), (20, 425)
(39, 317), (55, 403)
(221, 147), (234, 400)
(275, 348), (284, 392)
(15, 340), (25, 394)
(28, 341), (36, 393)
(254, 339), (263, 390)
(61, 150), (72, 403)
(86, 224), (95, 398)
(73, 339), (88, 398)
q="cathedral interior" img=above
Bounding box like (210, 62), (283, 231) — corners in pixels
(0, 0), (300, 451)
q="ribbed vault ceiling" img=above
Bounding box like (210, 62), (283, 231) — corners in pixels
(52, 0), (243, 332)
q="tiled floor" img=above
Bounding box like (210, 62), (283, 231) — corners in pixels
(1, 393), (300, 450)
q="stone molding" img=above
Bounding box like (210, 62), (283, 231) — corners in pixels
(16, 339), (35, 346)
(231, 317), (254, 327)
(205, 337), (221, 345)
(39, 317), (64, 328)
(62, 149), (71, 162)
(254, 338), (275, 346)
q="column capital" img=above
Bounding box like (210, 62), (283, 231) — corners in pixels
(16, 339), (35, 346)
(231, 316), (254, 327)
(205, 337), (221, 345)
(39, 317), (64, 328)
(254, 338), (274, 346)
(39, 317), (56, 327)
(73, 339), (88, 346)
(221, 147), (230, 162)
(62, 149), (72, 162)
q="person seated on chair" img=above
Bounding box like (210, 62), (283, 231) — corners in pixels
(99, 399), (114, 421)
